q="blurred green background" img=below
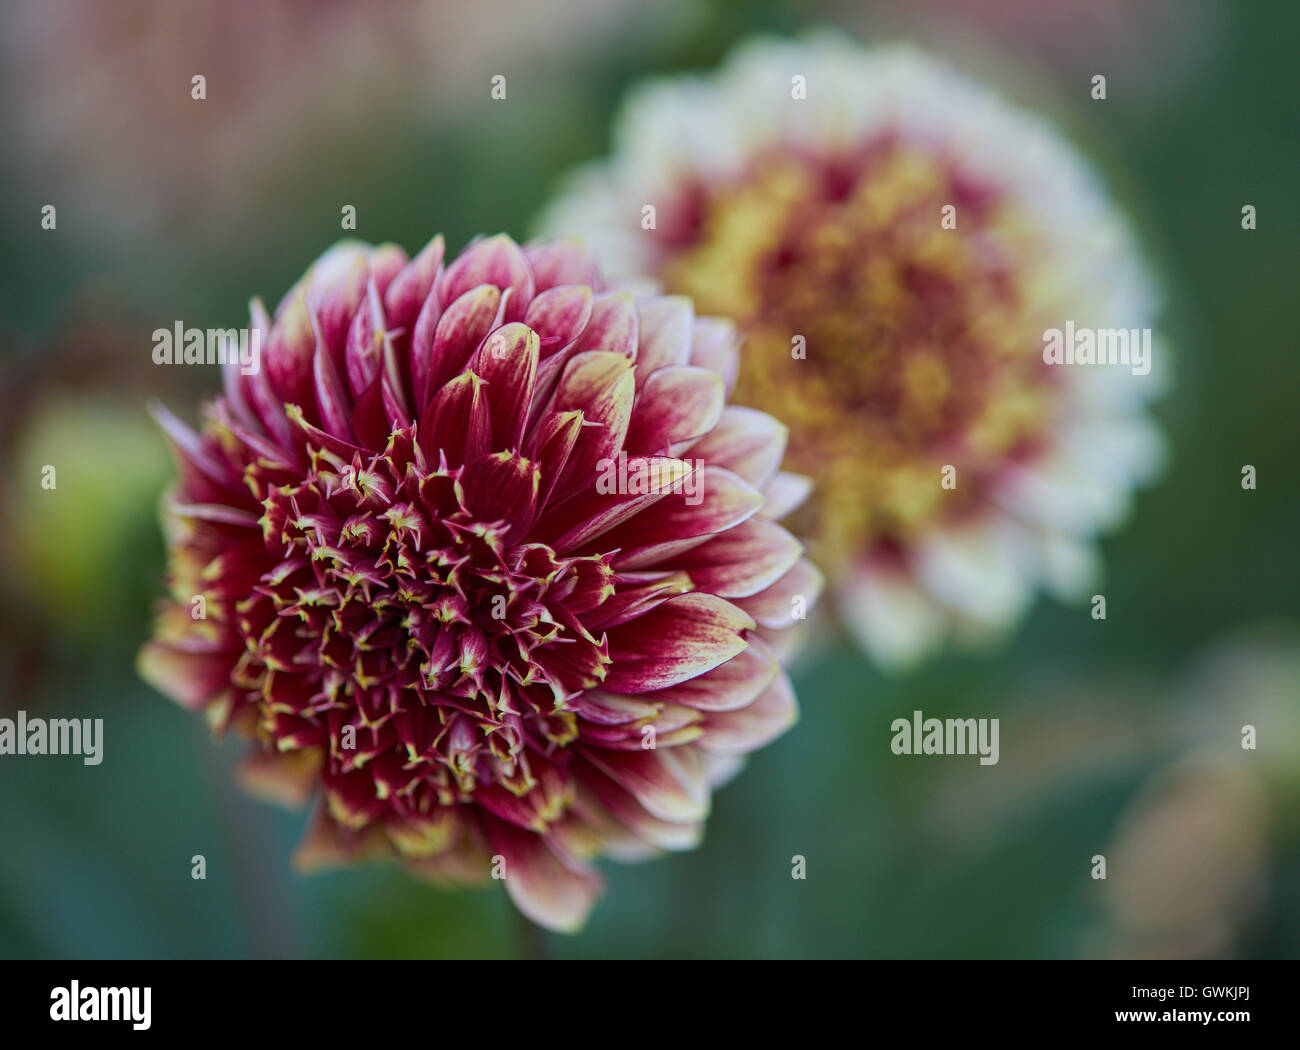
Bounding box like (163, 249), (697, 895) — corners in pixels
(0, 0), (1296, 958)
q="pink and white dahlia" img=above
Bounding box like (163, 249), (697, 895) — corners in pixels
(138, 234), (820, 932)
(539, 35), (1165, 667)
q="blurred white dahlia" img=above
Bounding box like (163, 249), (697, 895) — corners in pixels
(538, 35), (1165, 667)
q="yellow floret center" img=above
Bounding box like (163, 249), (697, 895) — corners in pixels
(662, 144), (1058, 566)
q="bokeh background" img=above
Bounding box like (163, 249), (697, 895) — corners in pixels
(1, 0), (1296, 959)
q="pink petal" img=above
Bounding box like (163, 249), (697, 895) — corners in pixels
(168, 502), (260, 529)
(523, 409), (583, 507)
(545, 351), (635, 501)
(525, 343), (582, 434)
(624, 365), (724, 455)
(644, 637), (781, 712)
(314, 255), (368, 370)
(573, 690), (660, 726)
(220, 346), (258, 432)
(438, 234), (534, 320)
(237, 750), (320, 809)
(485, 817), (603, 934)
(148, 401), (242, 500)
(598, 466), (764, 568)
(634, 296), (694, 382)
(533, 456), (697, 552)
(579, 702), (702, 749)
(344, 279), (386, 398)
(409, 282), (445, 409)
(571, 293), (638, 359)
(312, 332), (357, 443)
(423, 284), (501, 399)
(366, 244), (409, 301)
(381, 326), (413, 420)
(292, 806), (381, 872)
(581, 570), (692, 630)
(688, 317), (740, 395)
(576, 745), (709, 822)
(524, 238), (603, 292)
(285, 403), (366, 462)
(418, 370), (491, 467)
(383, 233), (445, 333)
(137, 640), (233, 712)
(698, 672), (798, 755)
(673, 517), (803, 598)
(523, 285), (594, 354)
(266, 288), (316, 408)
(734, 557), (825, 628)
(761, 470), (813, 520)
(604, 592), (753, 693)
(459, 450), (541, 538)
(351, 369), (389, 450)
(470, 322), (539, 451)
(686, 406), (787, 487)
(240, 298), (295, 449)
(575, 770), (703, 852)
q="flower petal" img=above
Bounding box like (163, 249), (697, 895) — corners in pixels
(423, 284), (502, 400)
(344, 279), (386, 398)
(645, 636), (781, 712)
(545, 351), (636, 501)
(266, 287), (317, 408)
(471, 321), (539, 451)
(312, 333), (357, 443)
(698, 672), (798, 755)
(534, 456), (697, 552)
(604, 592), (753, 693)
(760, 470), (813, 521)
(624, 365), (724, 454)
(571, 292), (638, 359)
(525, 238), (603, 292)
(137, 640), (232, 712)
(576, 745), (709, 822)
(599, 466), (763, 568)
(313, 254), (368, 371)
(460, 450), (541, 539)
(439, 234), (534, 320)
(486, 817), (603, 934)
(523, 284), (594, 355)
(634, 295), (694, 381)
(673, 517), (803, 598)
(735, 557), (825, 628)
(418, 370), (491, 467)
(383, 233), (445, 333)
(688, 317), (740, 394)
(686, 406), (787, 488)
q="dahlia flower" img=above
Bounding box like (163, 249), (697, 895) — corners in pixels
(138, 233), (820, 932)
(538, 35), (1165, 667)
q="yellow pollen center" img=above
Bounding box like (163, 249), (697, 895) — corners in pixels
(661, 144), (1058, 567)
